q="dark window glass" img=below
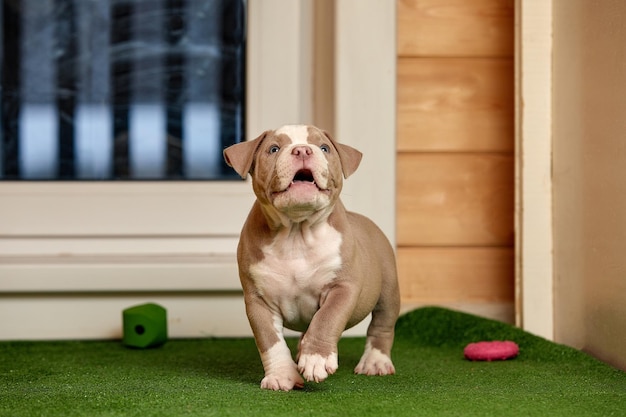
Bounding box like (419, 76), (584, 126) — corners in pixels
(0, 0), (245, 180)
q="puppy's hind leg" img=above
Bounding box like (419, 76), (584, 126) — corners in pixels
(354, 271), (400, 376)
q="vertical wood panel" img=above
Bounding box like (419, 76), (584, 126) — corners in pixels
(396, 0), (515, 312)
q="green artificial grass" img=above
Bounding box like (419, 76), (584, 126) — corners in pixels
(1, 307), (625, 417)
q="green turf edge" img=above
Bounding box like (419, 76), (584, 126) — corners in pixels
(396, 306), (599, 362)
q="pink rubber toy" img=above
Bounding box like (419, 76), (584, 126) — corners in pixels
(464, 341), (519, 361)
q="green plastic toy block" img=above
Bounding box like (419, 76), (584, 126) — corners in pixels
(122, 303), (168, 348)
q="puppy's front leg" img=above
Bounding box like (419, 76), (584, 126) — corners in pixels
(297, 282), (358, 383)
(244, 294), (304, 391)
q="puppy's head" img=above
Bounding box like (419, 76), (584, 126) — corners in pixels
(224, 125), (362, 222)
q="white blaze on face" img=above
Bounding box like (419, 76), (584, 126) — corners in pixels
(275, 125), (309, 145)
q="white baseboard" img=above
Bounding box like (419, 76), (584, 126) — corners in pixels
(0, 294), (371, 341)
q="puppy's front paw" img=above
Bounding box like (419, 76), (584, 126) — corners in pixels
(355, 347), (395, 376)
(297, 353), (338, 383)
(260, 369), (304, 391)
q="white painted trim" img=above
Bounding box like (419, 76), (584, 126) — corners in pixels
(0, 296), (370, 341)
(515, 0), (554, 340)
(0, 236), (239, 256)
(0, 255), (239, 292)
(0, 296), (253, 340)
(246, 0), (314, 129)
(334, 0), (396, 243)
(0, 182), (254, 237)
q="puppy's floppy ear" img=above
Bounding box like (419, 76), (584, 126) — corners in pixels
(323, 130), (362, 179)
(223, 131), (268, 179)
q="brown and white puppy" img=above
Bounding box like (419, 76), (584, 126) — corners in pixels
(223, 125), (400, 391)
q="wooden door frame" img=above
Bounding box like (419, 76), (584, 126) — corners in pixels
(515, 0), (554, 340)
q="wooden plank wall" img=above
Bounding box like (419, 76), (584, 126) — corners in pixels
(396, 0), (515, 314)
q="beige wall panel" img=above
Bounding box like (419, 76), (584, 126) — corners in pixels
(397, 153), (514, 246)
(397, 0), (514, 57)
(552, 0), (626, 370)
(397, 57), (514, 152)
(397, 247), (514, 302)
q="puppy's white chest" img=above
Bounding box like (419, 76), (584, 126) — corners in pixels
(249, 223), (343, 330)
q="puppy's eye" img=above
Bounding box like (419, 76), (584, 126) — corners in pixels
(320, 144), (330, 153)
(269, 145), (280, 154)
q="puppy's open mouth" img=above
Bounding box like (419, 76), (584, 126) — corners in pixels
(272, 169), (328, 195)
(292, 169), (316, 185)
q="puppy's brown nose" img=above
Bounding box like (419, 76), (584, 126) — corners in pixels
(291, 145), (312, 159)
